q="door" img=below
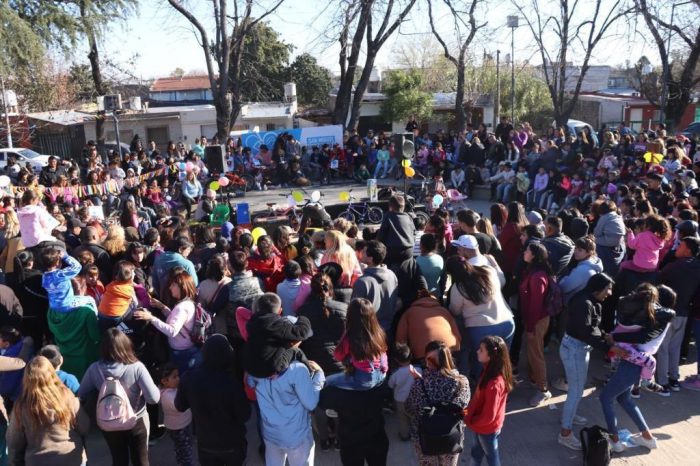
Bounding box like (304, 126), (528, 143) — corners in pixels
(630, 108), (643, 131)
(146, 126), (170, 152)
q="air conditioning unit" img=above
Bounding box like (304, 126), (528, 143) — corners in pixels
(103, 94), (123, 111)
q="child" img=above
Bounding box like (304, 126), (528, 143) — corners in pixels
(609, 284), (676, 392)
(325, 298), (388, 391)
(83, 264), (105, 306)
(354, 163), (370, 183)
(276, 260), (302, 316)
(37, 344), (79, 394)
(416, 233), (443, 295)
(98, 261), (138, 331)
(160, 363), (194, 466)
(388, 343), (422, 441)
(464, 336), (514, 466)
(374, 144), (390, 179)
(41, 248), (98, 314)
(621, 214), (671, 272)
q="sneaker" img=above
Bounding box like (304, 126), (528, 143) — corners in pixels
(630, 433), (658, 450)
(333, 438), (341, 451)
(325, 409), (339, 418)
(642, 380), (666, 394)
(656, 385), (672, 397)
(558, 433), (582, 450)
(668, 379), (681, 392)
(609, 439), (627, 453)
(551, 378), (569, 392)
(529, 390), (552, 407)
(572, 415), (588, 426)
(320, 439), (332, 451)
(631, 387), (641, 399)
(681, 379), (700, 391)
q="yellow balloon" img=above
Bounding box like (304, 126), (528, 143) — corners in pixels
(210, 181), (220, 191)
(251, 227), (267, 243)
(405, 166), (415, 177)
(292, 191), (304, 203)
(339, 191), (350, 202)
(401, 159), (412, 167)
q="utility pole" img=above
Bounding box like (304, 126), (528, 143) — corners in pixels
(494, 50), (500, 129)
(0, 76), (13, 148)
(507, 15), (519, 126)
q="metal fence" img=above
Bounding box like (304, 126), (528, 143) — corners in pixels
(33, 125), (85, 160)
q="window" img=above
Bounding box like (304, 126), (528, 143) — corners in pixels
(266, 123), (276, 131)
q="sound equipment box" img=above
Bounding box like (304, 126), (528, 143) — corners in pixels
(205, 145), (226, 174)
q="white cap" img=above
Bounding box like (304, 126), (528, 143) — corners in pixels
(451, 234), (479, 250)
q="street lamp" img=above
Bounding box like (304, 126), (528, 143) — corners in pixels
(507, 15), (519, 125)
(660, 1), (694, 129)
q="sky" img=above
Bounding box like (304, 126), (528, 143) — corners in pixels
(85, 0), (684, 82)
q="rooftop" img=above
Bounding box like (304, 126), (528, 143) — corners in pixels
(27, 110), (91, 125)
(240, 102), (294, 120)
(150, 75), (211, 92)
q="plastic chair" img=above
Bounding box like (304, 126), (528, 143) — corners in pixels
(209, 204), (231, 227)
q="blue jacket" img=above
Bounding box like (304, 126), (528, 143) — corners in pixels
(0, 341), (26, 400)
(152, 251), (199, 297)
(57, 369), (80, 394)
(42, 254), (82, 312)
(559, 256), (604, 304)
(248, 361), (325, 449)
(182, 180), (202, 200)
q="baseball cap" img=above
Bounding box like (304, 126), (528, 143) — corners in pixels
(526, 211), (543, 225)
(676, 220), (698, 237)
(451, 234), (479, 250)
(66, 218), (85, 229)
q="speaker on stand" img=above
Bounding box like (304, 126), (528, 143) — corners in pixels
(205, 145), (227, 175)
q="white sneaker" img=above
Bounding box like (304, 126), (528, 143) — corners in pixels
(529, 390), (552, 407)
(609, 439), (627, 453)
(325, 409), (339, 419)
(558, 433), (582, 450)
(572, 415), (588, 426)
(630, 433), (657, 450)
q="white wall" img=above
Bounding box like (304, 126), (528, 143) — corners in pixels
(84, 117), (183, 146)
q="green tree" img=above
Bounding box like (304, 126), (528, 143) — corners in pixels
(380, 70), (433, 123)
(287, 53), (332, 107)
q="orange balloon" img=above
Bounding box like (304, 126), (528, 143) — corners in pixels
(405, 166), (416, 177)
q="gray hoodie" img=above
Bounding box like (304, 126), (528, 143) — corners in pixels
(559, 256), (604, 303)
(78, 360), (160, 416)
(594, 212), (625, 247)
(351, 266), (399, 331)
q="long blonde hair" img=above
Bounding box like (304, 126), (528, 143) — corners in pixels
(4, 210), (20, 239)
(14, 356), (76, 430)
(322, 230), (357, 285)
(102, 224), (127, 256)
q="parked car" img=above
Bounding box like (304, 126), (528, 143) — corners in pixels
(0, 147), (54, 174)
(679, 122), (700, 139)
(552, 119), (600, 146)
(104, 141), (131, 157)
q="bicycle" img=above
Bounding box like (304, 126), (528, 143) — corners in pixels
(252, 191), (303, 229)
(338, 191), (384, 224)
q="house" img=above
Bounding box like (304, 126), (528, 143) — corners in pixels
(27, 110), (90, 160)
(149, 75), (213, 106)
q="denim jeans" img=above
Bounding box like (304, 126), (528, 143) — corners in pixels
(496, 184), (514, 203)
(171, 346), (202, 377)
(374, 160), (388, 178)
(559, 334), (591, 430)
(599, 360), (650, 436)
(265, 433), (314, 466)
(595, 244), (625, 277)
(470, 431), (501, 466)
(466, 320), (515, 381)
(695, 319), (700, 374)
(324, 365), (386, 391)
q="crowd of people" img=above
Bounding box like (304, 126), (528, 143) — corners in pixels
(0, 116), (698, 466)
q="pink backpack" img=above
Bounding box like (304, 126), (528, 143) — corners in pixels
(96, 368), (137, 431)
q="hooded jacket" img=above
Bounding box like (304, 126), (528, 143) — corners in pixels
(559, 256), (604, 303)
(152, 251), (198, 297)
(175, 335), (251, 453)
(658, 257), (700, 317)
(351, 265), (399, 331)
(626, 230), (665, 270)
(228, 271), (264, 309)
(297, 297), (347, 374)
(541, 233), (575, 277)
(377, 212), (415, 251)
(48, 306), (100, 380)
(396, 296), (461, 359)
(17, 204), (59, 248)
(594, 211), (625, 247)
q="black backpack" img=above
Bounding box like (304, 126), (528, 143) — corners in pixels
(417, 378), (464, 456)
(580, 425), (611, 466)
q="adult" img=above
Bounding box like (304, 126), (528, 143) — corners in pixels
(376, 195), (415, 267)
(151, 236), (198, 298)
(197, 254), (231, 315)
(557, 273), (616, 450)
(351, 240), (398, 333)
(559, 236), (604, 304)
(175, 334), (251, 466)
(181, 170), (202, 216)
(519, 243), (554, 406)
(79, 328), (160, 466)
(446, 256), (514, 380)
(135, 268), (201, 375)
(455, 209), (502, 261)
(405, 341), (471, 466)
(593, 200), (626, 276)
(39, 156), (66, 187)
(450, 235), (505, 287)
(7, 356), (89, 466)
(498, 202), (528, 287)
(396, 289), (461, 360)
(72, 226), (113, 284)
(541, 216), (575, 277)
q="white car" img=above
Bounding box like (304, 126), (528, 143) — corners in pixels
(0, 147), (54, 174)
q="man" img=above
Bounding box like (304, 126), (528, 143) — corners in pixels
(4, 155), (20, 184)
(39, 156), (66, 187)
(151, 236), (198, 297)
(455, 209), (502, 261)
(646, 172), (664, 210)
(541, 216), (575, 277)
(71, 226), (112, 283)
(485, 134), (506, 167)
(495, 115), (514, 143)
(376, 195), (415, 267)
(450, 234), (505, 287)
(352, 241), (399, 332)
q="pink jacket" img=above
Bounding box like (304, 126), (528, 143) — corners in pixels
(17, 204), (59, 248)
(627, 230), (665, 270)
(150, 299), (196, 350)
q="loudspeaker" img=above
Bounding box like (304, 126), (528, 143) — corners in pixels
(205, 145), (226, 174)
(393, 134), (404, 159)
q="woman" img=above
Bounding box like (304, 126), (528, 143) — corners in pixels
(126, 242), (149, 291)
(297, 272), (347, 450)
(405, 340), (470, 466)
(181, 170), (202, 216)
(557, 273), (617, 450)
(103, 224), (128, 263)
(592, 200), (626, 276)
(272, 225), (297, 262)
(559, 236), (604, 304)
(78, 328), (160, 466)
(519, 242), (553, 407)
(0, 209), (24, 285)
(134, 268), (201, 375)
(447, 257), (514, 381)
(197, 254), (231, 314)
(498, 202), (528, 285)
(7, 356), (89, 466)
(490, 204), (507, 238)
(321, 230), (362, 288)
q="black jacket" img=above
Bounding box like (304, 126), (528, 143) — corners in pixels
(71, 243), (113, 283)
(657, 257), (700, 318)
(541, 233), (575, 277)
(566, 291), (609, 351)
(612, 306), (675, 345)
(377, 212), (415, 252)
(297, 297), (347, 374)
(319, 385), (389, 448)
(175, 335), (251, 453)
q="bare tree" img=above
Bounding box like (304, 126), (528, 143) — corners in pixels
(635, 0), (700, 129)
(167, 0), (284, 138)
(513, 0), (632, 127)
(427, 0), (486, 132)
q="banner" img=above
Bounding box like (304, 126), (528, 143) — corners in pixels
(240, 125), (344, 155)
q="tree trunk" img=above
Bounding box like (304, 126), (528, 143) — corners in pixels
(347, 53), (377, 132)
(86, 30), (106, 156)
(455, 59), (466, 132)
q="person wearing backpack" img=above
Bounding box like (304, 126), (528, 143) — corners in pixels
(464, 336), (514, 466)
(135, 268), (201, 376)
(78, 328), (160, 466)
(405, 340), (470, 466)
(519, 242), (554, 407)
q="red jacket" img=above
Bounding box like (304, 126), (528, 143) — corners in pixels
(464, 375), (508, 434)
(498, 222), (521, 274)
(519, 270), (550, 332)
(247, 253), (285, 292)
